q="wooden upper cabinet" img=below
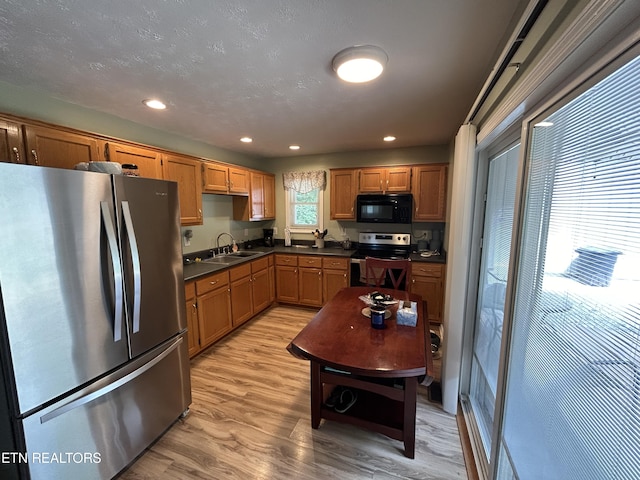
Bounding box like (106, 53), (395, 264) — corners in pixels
(232, 171), (275, 221)
(229, 167), (250, 195)
(412, 164), (448, 222)
(202, 162), (230, 193)
(102, 141), (163, 179)
(263, 173), (275, 219)
(359, 166), (411, 193)
(330, 168), (358, 220)
(202, 163), (250, 195)
(162, 153), (203, 226)
(0, 118), (25, 164)
(23, 124), (100, 169)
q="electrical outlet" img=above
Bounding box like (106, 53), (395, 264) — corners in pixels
(243, 228), (249, 236)
(273, 227), (278, 235)
(184, 236), (190, 247)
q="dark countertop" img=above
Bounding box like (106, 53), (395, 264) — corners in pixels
(183, 245), (446, 282)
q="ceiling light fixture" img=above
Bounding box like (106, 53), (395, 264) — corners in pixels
(240, 137), (253, 143)
(332, 45), (388, 83)
(289, 145), (300, 150)
(143, 99), (166, 110)
(383, 136), (396, 142)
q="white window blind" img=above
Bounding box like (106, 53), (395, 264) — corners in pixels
(497, 55), (640, 479)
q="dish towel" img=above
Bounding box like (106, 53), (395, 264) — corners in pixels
(358, 260), (385, 285)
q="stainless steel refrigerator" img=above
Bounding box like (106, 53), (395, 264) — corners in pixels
(0, 163), (191, 479)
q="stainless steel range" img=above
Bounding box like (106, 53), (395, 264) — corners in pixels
(351, 232), (411, 287)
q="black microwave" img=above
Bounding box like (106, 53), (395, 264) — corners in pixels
(356, 193), (413, 224)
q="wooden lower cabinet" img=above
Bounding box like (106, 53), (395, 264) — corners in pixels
(268, 256), (275, 303)
(276, 254), (351, 307)
(251, 257), (271, 313)
(230, 263), (253, 327)
(195, 271), (232, 351)
(322, 257), (350, 304)
(184, 281), (200, 358)
(230, 258), (272, 328)
(410, 263), (445, 323)
(298, 256), (323, 307)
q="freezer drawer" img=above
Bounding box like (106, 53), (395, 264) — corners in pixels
(20, 335), (191, 480)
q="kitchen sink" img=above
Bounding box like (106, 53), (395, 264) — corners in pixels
(201, 256), (242, 264)
(227, 251), (264, 257)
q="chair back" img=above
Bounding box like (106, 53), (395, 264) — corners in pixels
(365, 257), (411, 291)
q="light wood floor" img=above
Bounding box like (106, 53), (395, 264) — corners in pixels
(119, 306), (468, 480)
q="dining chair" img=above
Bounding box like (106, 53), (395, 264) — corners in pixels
(365, 257), (411, 291)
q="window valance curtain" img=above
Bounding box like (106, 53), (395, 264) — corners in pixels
(282, 170), (326, 193)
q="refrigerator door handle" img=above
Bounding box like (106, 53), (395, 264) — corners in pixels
(101, 201), (124, 342)
(122, 201), (142, 334)
(40, 336), (184, 424)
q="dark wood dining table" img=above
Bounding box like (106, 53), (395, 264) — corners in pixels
(287, 286), (433, 458)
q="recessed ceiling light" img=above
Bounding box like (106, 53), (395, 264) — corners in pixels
(289, 145), (300, 150)
(332, 45), (388, 83)
(383, 136), (396, 142)
(240, 137), (253, 143)
(143, 99), (166, 110)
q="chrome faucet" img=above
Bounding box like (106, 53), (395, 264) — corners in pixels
(216, 232), (235, 254)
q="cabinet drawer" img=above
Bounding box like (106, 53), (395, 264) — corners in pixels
(411, 263), (444, 278)
(276, 254), (298, 266)
(322, 257), (349, 270)
(195, 271), (229, 295)
(299, 256), (323, 268)
(251, 256), (269, 272)
(185, 281), (196, 300)
(230, 262), (252, 281)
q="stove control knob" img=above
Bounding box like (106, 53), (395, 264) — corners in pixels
(402, 235), (408, 243)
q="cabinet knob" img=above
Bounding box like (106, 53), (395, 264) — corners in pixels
(12, 147), (20, 163)
(31, 149), (39, 165)
(210, 280), (218, 286)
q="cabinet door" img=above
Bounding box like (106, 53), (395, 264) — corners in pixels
(202, 162), (229, 193)
(410, 265), (445, 323)
(412, 164), (448, 222)
(298, 267), (323, 307)
(185, 282), (199, 357)
(269, 264), (275, 303)
(252, 267), (271, 313)
(330, 169), (358, 220)
(0, 118), (25, 164)
(359, 168), (385, 193)
(163, 153), (203, 226)
(228, 167), (250, 195)
(263, 173), (275, 219)
(197, 286), (232, 348)
(276, 265), (298, 303)
(323, 269), (349, 304)
(186, 298), (200, 358)
(23, 124), (100, 169)
(103, 141), (163, 179)
(250, 171), (265, 220)
(231, 274), (253, 327)
(385, 167), (412, 192)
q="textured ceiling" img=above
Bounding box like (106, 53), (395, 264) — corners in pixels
(0, 1), (526, 158)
